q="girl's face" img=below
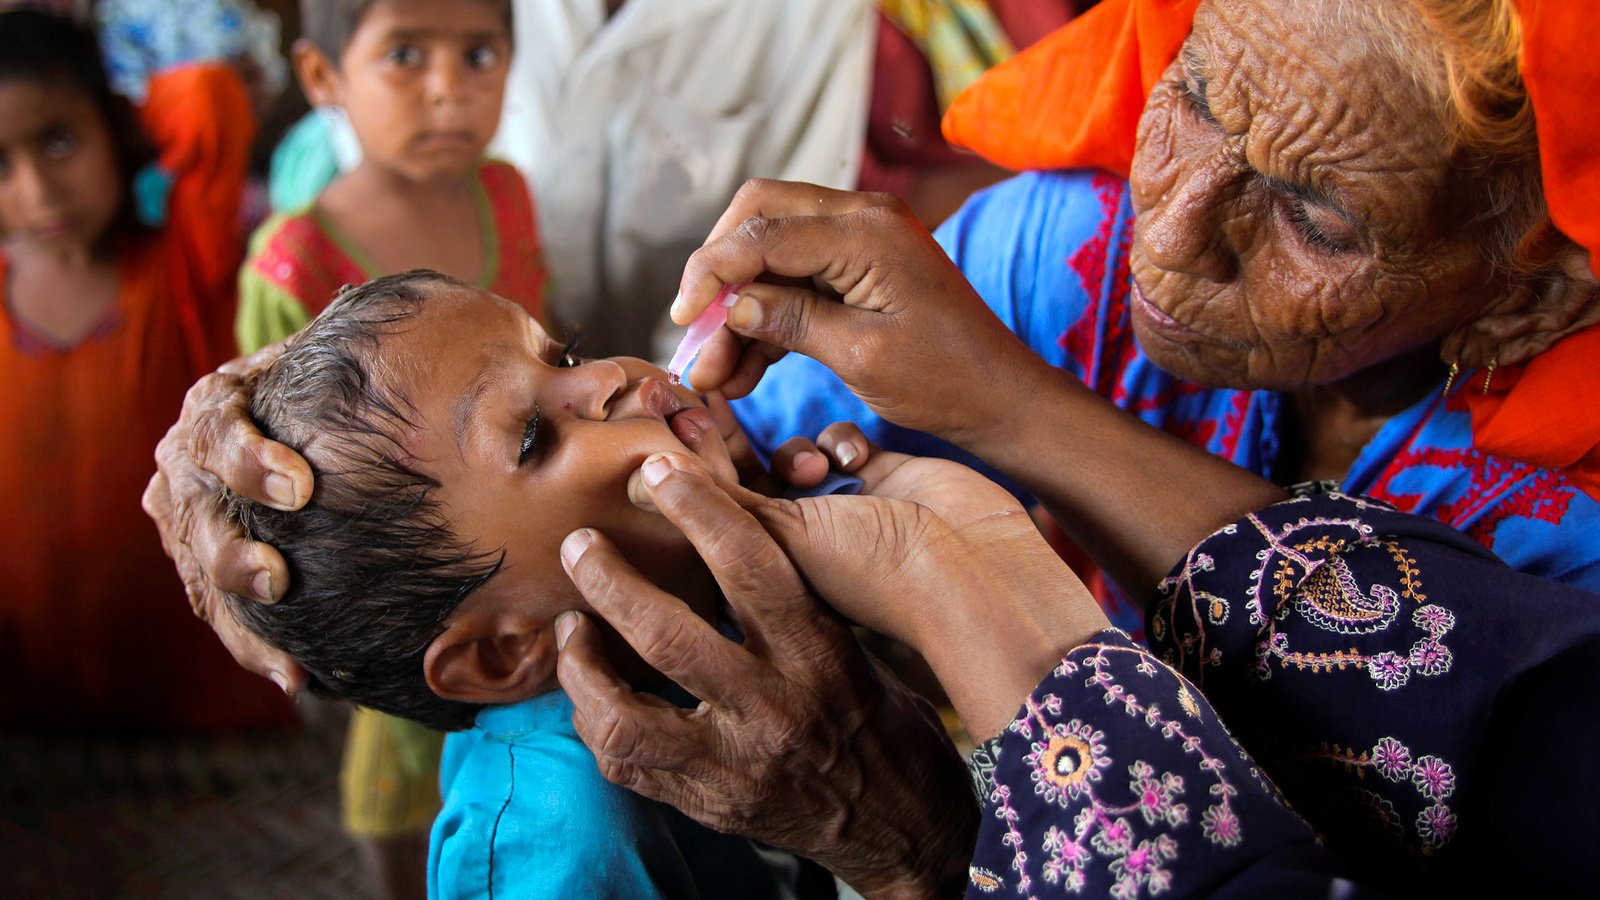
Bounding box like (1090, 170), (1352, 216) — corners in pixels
(0, 79), (123, 253)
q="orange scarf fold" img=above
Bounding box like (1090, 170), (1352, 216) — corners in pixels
(942, 0), (1600, 497)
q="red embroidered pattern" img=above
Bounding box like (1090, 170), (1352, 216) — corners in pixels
(1368, 447), (1574, 549)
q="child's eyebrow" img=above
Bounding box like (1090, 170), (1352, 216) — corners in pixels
(381, 27), (507, 44)
(452, 361), (505, 452)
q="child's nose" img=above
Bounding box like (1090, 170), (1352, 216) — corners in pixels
(10, 154), (59, 211)
(551, 359), (627, 421)
(425, 58), (469, 107)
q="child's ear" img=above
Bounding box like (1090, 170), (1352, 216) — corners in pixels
(292, 37), (343, 108)
(423, 604), (554, 704)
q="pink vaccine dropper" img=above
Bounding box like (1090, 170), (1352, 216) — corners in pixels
(667, 283), (744, 384)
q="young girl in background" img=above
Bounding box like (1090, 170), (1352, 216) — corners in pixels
(0, 9), (290, 729)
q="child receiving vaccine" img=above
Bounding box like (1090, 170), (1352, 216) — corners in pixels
(0, 9), (290, 730)
(233, 2), (545, 889)
(228, 271), (828, 898)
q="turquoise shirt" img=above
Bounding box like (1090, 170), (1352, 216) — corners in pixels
(429, 689), (828, 899)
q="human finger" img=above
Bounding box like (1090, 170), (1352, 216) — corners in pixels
(814, 421), (871, 472)
(675, 202), (913, 331)
(560, 527), (756, 706)
(182, 370), (313, 510)
(554, 610), (718, 773)
(635, 453), (834, 659)
(694, 179), (892, 280)
(768, 436), (831, 490)
(666, 407), (738, 486)
(154, 423), (291, 602)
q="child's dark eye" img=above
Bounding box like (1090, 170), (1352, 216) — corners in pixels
(42, 129), (79, 160)
(556, 337), (581, 368)
(387, 45), (422, 66)
(465, 46), (499, 70)
(518, 403), (541, 466)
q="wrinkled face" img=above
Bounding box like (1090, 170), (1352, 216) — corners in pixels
(1128, 0), (1503, 390)
(0, 79), (122, 251)
(378, 283), (733, 626)
(333, 0), (510, 183)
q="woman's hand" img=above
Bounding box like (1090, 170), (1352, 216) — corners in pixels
(140, 345), (315, 693)
(673, 179), (1052, 449)
(762, 424), (1110, 740)
(555, 453), (977, 899)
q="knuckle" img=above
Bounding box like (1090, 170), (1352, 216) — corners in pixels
(629, 607), (699, 675)
(590, 704), (645, 764)
(732, 214), (775, 249)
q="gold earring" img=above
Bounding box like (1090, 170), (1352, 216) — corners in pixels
(1443, 361), (1459, 396)
(1482, 354), (1498, 395)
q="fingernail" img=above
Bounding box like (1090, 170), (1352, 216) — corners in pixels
(554, 611), (577, 649)
(641, 454), (674, 487)
(669, 291), (684, 320)
(251, 570), (275, 603)
(727, 296), (761, 330)
(835, 443), (859, 468)
(561, 529), (595, 571)
(720, 290), (740, 308)
(269, 671), (290, 694)
(626, 469), (657, 511)
(263, 472), (296, 509)
(793, 450), (820, 470)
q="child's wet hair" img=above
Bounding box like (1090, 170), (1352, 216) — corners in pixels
(0, 9), (156, 237)
(227, 270), (501, 731)
(298, 0), (514, 61)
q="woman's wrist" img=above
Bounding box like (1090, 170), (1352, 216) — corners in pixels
(910, 542), (1108, 743)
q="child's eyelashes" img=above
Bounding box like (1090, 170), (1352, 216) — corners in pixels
(555, 336), (582, 369)
(518, 403), (541, 466)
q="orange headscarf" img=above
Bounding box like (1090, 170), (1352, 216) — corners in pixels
(942, 0), (1600, 498)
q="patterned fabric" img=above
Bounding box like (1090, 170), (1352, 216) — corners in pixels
(235, 159), (547, 353)
(430, 690), (831, 899)
(730, 169), (1600, 634)
(1148, 493), (1600, 892)
(96, 0), (286, 102)
(967, 629), (1360, 897)
(878, 0), (1015, 112)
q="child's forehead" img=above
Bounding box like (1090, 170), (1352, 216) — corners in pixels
(355, 0), (511, 40)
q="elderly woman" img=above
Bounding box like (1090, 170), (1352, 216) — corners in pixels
(144, 0), (1599, 894)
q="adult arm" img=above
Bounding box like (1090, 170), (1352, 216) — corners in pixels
(674, 179), (1284, 600)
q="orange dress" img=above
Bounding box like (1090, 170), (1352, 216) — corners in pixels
(0, 64), (292, 730)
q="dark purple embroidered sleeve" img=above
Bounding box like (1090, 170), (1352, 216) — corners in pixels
(1147, 492), (1600, 893)
(965, 631), (1357, 897)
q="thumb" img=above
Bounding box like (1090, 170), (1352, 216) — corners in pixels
(725, 282), (876, 377)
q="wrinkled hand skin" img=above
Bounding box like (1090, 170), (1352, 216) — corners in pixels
(141, 344), (313, 694)
(676, 180), (1052, 450)
(557, 456), (977, 899)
